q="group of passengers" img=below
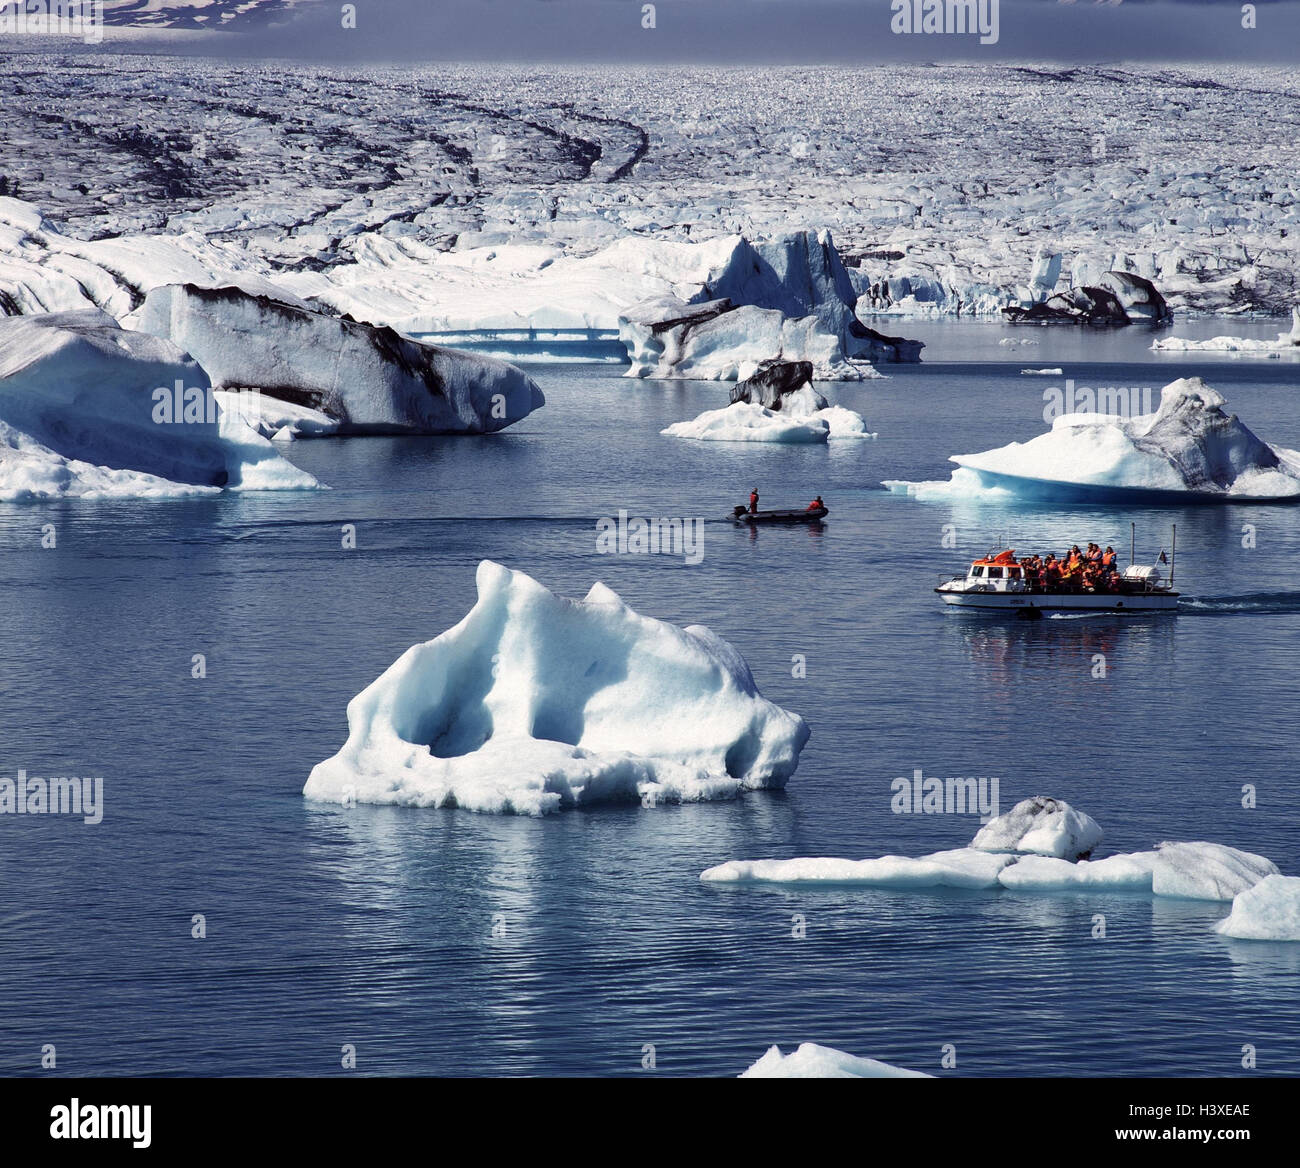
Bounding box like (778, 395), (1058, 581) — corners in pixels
(1020, 543), (1120, 592)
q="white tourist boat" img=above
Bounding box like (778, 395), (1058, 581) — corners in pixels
(936, 529), (1180, 614)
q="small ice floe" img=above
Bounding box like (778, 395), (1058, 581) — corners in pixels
(1215, 875), (1300, 941)
(663, 362), (873, 443)
(701, 797), (1281, 904)
(305, 561), (809, 815)
(740, 1044), (933, 1079)
(1020, 367), (1063, 376)
(884, 377), (1300, 502)
(1152, 308), (1300, 355)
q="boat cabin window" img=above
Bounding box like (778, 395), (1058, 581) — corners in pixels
(987, 567), (1003, 578)
(971, 566), (984, 577)
(1008, 567), (1022, 578)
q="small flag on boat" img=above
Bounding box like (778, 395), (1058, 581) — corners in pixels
(1159, 551), (1168, 563)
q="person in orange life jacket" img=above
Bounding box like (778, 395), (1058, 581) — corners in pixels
(1087, 543), (1104, 564)
(749, 488), (759, 515)
(1102, 546), (1118, 571)
(807, 495), (824, 512)
(1041, 554), (1061, 585)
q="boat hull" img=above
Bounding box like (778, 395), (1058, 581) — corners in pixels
(733, 507), (827, 524)
(936, 588), (1178, 612)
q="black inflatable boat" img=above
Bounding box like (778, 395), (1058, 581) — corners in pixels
(731, 505), (828, 524)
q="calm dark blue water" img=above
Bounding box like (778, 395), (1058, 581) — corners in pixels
(2, 321), (1299, 1077)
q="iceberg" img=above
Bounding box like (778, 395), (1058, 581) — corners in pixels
(134, 283), (545, 435)
(887, 378), (1300, 503)
(1215, 875), (1300, 941)
(304, 561), (809, 815)
(619, 295), (881, 382)
(740, 1044), (932, 1079)
(0, 310), (317, 500)
(616, 231), (919, 380)
(1002, 272), (1171, 328)
(701, 801), (1280, 904)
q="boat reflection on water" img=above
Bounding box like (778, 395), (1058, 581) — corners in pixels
(944, 611), (1177, 703)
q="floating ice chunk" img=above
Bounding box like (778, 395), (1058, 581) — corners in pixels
(971, 796), (1103, 861)
(700, 848), (1015, 889)
(996, 852), (1157, 892)
(0, 310), (317, 499)
(701, 796), (1283, 908)
(662, 401), (831, 444)
(1020, 368), (1063, 375)
(1215, 875), (1300, 941)
(1150, 841), (1279, 902)
(305, 561), (809, 815)
(664, 381), (871, 443)
(1152, 309), (1300, 354)
(740, 1044), (933, 1079)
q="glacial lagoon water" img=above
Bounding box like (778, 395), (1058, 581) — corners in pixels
(1, 320), (1299, 1077)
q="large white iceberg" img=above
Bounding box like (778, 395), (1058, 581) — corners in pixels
(740, 1044), (932, 1079)
(134, 283), (545, 435)
(304, 561), (809, 815)
(0, 310), (317, 500)
(1215, 875), (1300, 941)
(701, 799), (1280, 903)
(886, 378), (1300, 503)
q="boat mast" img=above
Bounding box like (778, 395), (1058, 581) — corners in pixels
(1170, 524), (1176, 587)
(1130, 522), (1135, 569)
